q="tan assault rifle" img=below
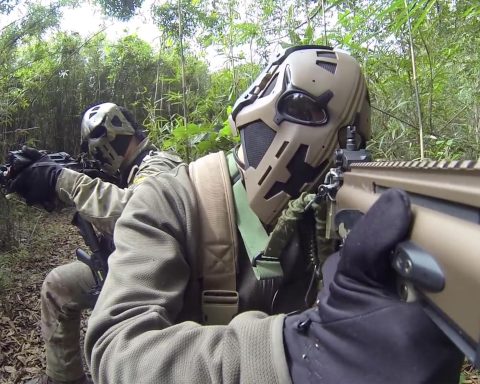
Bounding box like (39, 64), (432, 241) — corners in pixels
(318, 128), (480, 367)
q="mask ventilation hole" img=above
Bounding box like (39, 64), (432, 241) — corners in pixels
(88, 106), (101, 118)
(316, 61), (337, 74)
(111, 115), (123, 127)
(316, 51), (336, 59)
(275, 141), (289, 158)
(260, 74), (278, 98)
(264, 145), (327, 200)
(240, 120), (276, 169)
(258, 166), (272, 186)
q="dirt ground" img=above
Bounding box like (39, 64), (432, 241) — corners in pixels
(0, 210), (478, 384)
(0, 210), (86, 384)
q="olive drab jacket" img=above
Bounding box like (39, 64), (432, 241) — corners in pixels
(55, 138), (182, 235)
(85, 152), (332, 384)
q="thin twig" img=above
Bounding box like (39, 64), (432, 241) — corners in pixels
(371, 105), (417, 128)
(27, 213), (43, 245)
(1, 126), (40, 135)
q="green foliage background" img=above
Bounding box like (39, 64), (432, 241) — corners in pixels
(1, 0), (479, 252)
(2, 0), (479, 161)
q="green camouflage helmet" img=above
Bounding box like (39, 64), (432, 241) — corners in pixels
(228, 45), (371, 225)
(80, 103), (136, 175)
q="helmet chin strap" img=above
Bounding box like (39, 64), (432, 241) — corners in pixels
(232, 144), (247, 182)
(236, 144), (245, 165)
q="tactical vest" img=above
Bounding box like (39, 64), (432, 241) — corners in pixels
(189, 151), (332, 325)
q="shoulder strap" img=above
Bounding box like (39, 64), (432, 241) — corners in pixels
(189, 151), (239, 325)
(226, 154), (283, 280)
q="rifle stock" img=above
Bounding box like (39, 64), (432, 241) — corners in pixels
(334, 159), (480, 366)
(71, 212), (111, 294)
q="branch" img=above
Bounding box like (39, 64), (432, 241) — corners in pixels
(371, 105), (417, 129)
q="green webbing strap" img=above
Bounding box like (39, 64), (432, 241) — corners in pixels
(226, 152), (239, 182)
(232, 180), (283, 279)
(226, 152), (283, 280)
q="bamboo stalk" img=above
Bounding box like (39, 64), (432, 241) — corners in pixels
(404, 0), (425, 160)
(321, 0), (327, 45)
(177, 0), (190, 162)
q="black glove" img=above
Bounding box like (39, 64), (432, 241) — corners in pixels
(8, 146), (63, 210)
(16, 145), (44, 161)
(283, 189), (463, 384)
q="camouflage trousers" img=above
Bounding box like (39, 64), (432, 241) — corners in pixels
(41, 260), (96, 382)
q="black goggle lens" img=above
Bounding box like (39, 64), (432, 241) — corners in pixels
(90, 125), (107, 139)
(278, 93), (328, 125)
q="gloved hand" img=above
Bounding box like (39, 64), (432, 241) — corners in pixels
(283, 189), (463, 384)
(7, 146), (63, 211)
(15, 145), (44, 161)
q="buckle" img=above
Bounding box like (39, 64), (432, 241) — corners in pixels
(202, 290), (239, 325)
(252, 252), (279, 267)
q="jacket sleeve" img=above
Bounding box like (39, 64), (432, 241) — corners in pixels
(55, 152), (180, 235)
(55, 168), (133, 235)
(84, 166), (292, 384)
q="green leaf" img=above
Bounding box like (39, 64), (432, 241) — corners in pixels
(411, 0), (436, 31)
(304, 24), (314, 43)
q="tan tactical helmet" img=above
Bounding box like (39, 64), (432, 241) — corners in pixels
(228, 45), (371, 225)
(80, 102), (138, 175)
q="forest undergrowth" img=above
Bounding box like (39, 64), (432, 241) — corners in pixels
(0, 208), (478, 384)
(0, 209), (89, 384)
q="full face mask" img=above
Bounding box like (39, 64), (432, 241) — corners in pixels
(80, 103), (136, 175)
(229, 46), (371, 225)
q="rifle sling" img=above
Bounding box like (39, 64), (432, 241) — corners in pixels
(227, 153), (283, 280)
